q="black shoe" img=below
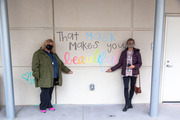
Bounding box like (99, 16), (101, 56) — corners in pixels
(122, 104), (129, 112)
(128, 99), (133, 109)
(128, 103), (133, 109)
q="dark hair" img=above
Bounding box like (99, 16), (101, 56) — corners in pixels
(126, 38), (135, 45)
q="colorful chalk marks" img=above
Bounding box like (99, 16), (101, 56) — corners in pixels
(56, 31), (126, 67)
(22, 71), (35, 85)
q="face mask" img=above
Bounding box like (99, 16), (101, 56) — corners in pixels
(127, 43), (134, 48)
(46, 44), (53, 50)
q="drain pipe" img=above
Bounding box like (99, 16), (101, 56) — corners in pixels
(0, 0), (15, 119)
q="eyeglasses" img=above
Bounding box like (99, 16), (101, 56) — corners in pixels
(127, 43), (134, 45)
(47, 44), (53, 47)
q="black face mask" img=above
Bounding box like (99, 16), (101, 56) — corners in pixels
(46, 45), (53, 50)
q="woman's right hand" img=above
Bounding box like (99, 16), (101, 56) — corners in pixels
(68, 71), (73, 74)
(106, 69), (112, 72)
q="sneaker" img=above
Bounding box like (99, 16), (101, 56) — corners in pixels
(48, 107), (55, 111)
(40, 110), (46, 113)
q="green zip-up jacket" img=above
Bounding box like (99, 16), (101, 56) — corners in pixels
(32, 48), (71, 88)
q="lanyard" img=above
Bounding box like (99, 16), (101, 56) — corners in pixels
(50, 53), (54, 65)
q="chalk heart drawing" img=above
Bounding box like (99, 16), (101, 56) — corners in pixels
(22, 72), (29, 81)
(22, 71), (35, 85)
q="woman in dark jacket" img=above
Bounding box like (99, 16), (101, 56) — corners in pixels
(106, 38), (142, 112)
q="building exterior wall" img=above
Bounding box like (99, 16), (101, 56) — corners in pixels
(0, 0), (179, 105)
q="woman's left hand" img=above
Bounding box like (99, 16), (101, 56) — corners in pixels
(68, 71), (73, 74)
(129, 65), (135, 69)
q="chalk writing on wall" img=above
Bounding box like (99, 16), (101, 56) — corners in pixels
(56, 31), (127, 71)
(22, 71), (35, 85)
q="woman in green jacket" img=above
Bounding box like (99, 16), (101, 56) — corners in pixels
(32, 39), (73, 113)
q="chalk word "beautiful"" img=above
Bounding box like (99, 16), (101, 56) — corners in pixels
(64, 49), (120, 65)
